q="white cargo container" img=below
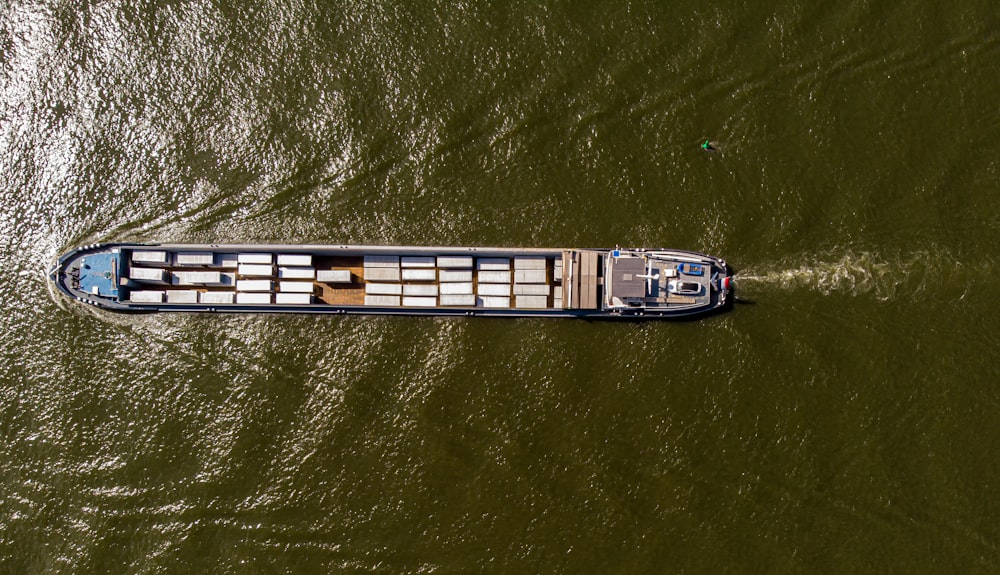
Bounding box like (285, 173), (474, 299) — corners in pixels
(402, 268), (436, 281)
(403, 284), (438, 296)
(363, 255), (399, 267)
(514, 269), (547, 284)
(129, 267), (169, 284)
(129, 290), (164, 303)
(279, 281), (314, 293)
(172, 271), (226, 285)
(131, 250), (167, 264)
(278, 266), (315, 279)
(514, 256), (546, 270)
(513, 283), (550, 296)
(476, 296), (510, 308)
(238, 263), (274, 276)
(365, 295), (400, 306)
(401, 256), (435, 268)
(515, 295), (549, 309)
(238, 253), (273, 264)
(316, 270), (352, 283)
(165, 290), (198, 303)
(439, 294), (476, 306)
(477, 258), (510, 271)
(477, 283), (510, 296)
(365, 283), (403, 295)
(175, 252), (214, 266)
(438, 269), (472, 282)
(403, 296), (437, 307)
(237, 279), (273, 292)
(276, 292), (312, 304)
(237, 292), (272, 304)
(437, 256), (473, 268)
(277, 254), (312, 266)
(440, 282), (473, 295)
(364, 267), (401, 282)
(216, 253), (239, 268)
(477, 270), (511, 284)
(199, 291), (235, 304)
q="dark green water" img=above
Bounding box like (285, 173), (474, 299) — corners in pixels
(3, 1), (1000, 573)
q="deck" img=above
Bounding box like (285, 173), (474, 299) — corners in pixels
(118, 247), (576, 310)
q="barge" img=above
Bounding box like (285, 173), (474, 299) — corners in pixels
(49, 243), (732, 319)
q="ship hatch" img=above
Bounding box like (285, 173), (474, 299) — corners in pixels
(608, 256), (646, 299)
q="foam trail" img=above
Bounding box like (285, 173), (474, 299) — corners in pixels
(734, 249), (987, 301)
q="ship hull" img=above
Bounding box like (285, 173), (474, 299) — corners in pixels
(50, 243), (733, 320)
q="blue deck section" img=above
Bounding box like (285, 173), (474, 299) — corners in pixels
(79, 252), (120, 297)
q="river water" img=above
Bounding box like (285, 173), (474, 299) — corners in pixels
(3, 1), (1000, 573)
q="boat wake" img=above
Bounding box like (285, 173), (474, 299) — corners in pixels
(734, 249), (987, 301)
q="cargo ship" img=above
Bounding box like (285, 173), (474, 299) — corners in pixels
(49, 243), (733, 319)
